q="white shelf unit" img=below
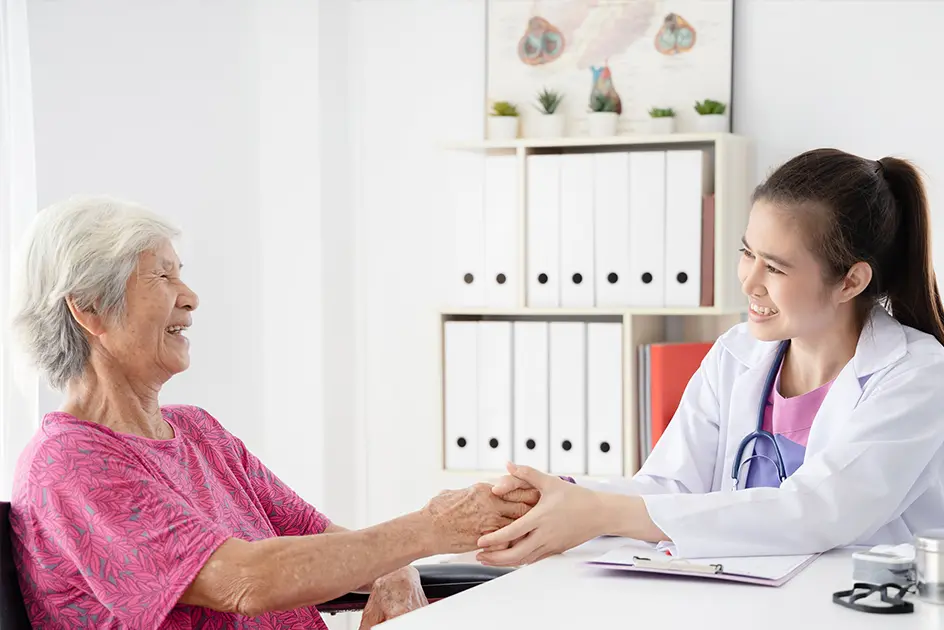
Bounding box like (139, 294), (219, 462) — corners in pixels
(437, 132), (754, 479)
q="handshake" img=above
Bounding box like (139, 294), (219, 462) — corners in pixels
(416, 462), (606, 567)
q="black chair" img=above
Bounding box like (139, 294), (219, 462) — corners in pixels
(0, 500), (510, 626)
(0, 502), (30, 630)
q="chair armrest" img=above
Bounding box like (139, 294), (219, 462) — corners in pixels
(318, 563), (514, 614)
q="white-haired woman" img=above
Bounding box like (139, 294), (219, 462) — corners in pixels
(7, 196), (532, 629)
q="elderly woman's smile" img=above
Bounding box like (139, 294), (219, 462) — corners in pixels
(62, 237), (200, 388)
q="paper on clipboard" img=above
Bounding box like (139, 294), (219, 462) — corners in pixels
(587, 542), (818, 587)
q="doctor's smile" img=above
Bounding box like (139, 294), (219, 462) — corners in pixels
(748, 302), (779, 319)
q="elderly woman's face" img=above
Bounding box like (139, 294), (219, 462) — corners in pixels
(102, 240), (199, 383)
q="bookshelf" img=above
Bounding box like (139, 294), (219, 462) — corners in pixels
(437, 132), (753, 479)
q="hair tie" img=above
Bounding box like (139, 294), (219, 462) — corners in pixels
(875, 160), (885, 178)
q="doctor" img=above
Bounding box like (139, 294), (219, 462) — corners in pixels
(477, 148), (944, 563)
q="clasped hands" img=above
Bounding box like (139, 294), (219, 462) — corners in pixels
(472, 461), (612, 567)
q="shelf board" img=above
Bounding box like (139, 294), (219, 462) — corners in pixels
(439, 469), (617, 483)
(442, 132), (736, 151)
(441, 306), (746, 317)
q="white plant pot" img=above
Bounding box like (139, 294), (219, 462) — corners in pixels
(695, 114), (728, 133)
(646, 117), (675, 134)
(531, 113), (566, 138)
(588, 112), (619, 137)
(487, 116), (519, 140)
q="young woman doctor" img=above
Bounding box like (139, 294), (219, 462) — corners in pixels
(477, 148), (944, 564)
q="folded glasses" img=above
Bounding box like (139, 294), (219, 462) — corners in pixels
(832, 581), (915, 615)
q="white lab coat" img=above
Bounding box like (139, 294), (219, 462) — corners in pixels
(587, 305), (944, 558)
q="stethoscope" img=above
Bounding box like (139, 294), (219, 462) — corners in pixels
(731, 339), (790, 490)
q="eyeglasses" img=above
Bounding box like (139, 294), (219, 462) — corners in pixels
(832, 582), (915, 614)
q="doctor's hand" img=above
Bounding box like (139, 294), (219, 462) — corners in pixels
(358, 566), (427, 630)
(474, 463), (606, 566)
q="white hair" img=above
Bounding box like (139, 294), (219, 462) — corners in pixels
(9, 195), (181, 390)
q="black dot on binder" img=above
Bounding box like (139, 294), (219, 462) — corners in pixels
(526, 439), (536, 450)
(463, 273), (474, 284)
(457, 437), (467, 448)
(496, 273), (507, 285)
(489, 437), (499, 449)
(538, 273), (548, 284)
(562, 440), (572, 451)
(600, 441), (611, 453)
(572, 273), (583, 284)
(641, 272), (653, 284)
(677, 272), (688, 284)
(607, 272), (619, 284)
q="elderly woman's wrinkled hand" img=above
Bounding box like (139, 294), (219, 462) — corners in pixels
(420, 482), (533, 554)
(358, 565), (428, 630)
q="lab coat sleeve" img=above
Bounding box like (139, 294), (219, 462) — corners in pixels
(579, 339), (723, 496)
(642, 353), (944, 558)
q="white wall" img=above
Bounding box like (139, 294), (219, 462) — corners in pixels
(317, 0), (362, 529)
(352, 0), (487, 526)
(733, 0), (944, 273)
(255, 1), (329, 512)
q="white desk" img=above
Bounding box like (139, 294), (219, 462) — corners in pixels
(380, 538), (944, 629)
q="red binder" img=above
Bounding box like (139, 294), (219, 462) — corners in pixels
(648, 342), (713, 449)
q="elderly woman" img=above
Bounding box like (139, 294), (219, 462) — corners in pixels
(7, 196), (531, 629)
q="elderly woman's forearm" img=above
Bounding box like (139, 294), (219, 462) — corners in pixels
(181, 511), (435, 616)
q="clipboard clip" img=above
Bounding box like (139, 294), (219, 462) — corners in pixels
(632, 555), (724, 575)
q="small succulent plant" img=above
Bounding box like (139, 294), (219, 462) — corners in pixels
(694, 99), (726, 115)
(589, 92), (619, 113)
(534, 87), (564, 114)
(490, 101), (519, 116)
(648, 107), (676, 118)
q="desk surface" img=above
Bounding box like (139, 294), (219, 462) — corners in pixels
(380, 538), (944, 629)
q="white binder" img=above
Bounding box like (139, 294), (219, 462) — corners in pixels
(664, 150), (704, 307)
(559, 153), (595, 307)
(526, 154), (561, 308)
(628, 151), (667, 307)
(587, 322), (623, 476)
(513, 321), (550, 471)
(484, 154), (519, 308)
(447, 152), (485, 307)
(549, 322), (587, 475)
(477, 321), (513, 471)
(443, 321), (478, 470)
(593, 152), (632, 307)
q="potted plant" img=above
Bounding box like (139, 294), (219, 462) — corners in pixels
(532, 87), (565, 138)
(588, 93), (619, 137)
(487, 101), (520, 140)
(693, 99), (727, 132)
(646, 107), (675, 134)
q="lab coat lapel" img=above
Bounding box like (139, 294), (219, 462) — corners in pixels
(806, 308), (906, 454)
(804, 361), (863, 454)
(721, 353), (778, 492)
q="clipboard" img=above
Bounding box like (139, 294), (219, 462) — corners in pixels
(587, 543), (818, 587)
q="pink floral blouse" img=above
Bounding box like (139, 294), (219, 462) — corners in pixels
(10, 404), (331, 629)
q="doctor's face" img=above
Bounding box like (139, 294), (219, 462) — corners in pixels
(738, 200), (845, 343)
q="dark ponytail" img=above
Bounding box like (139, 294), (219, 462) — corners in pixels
(752, 148), (944, 345)
(877, 157), (944, 345)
